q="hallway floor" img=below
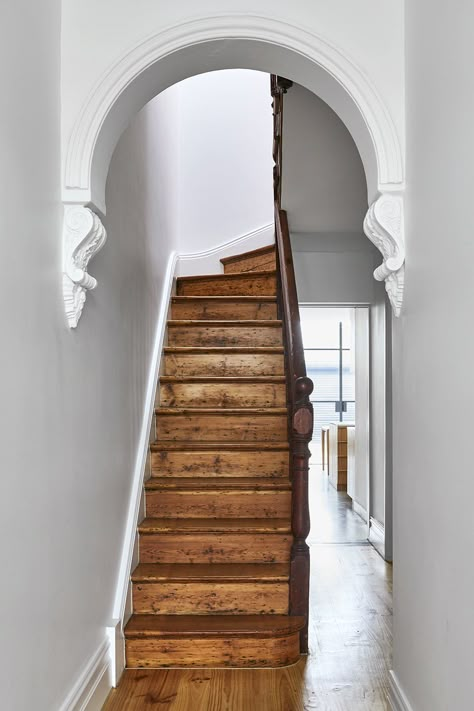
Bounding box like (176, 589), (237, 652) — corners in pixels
(104, 466), (392, 710)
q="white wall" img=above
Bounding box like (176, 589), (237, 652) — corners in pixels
(176, 70), (273, 257)
(282, 84), (368, 229)
(292, 233), (380, 304)
(392, 3), (474, 709)
(128, 69), (274, 276)
(0, 4), (180, 709)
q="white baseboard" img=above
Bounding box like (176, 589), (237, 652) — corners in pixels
(109, 249), (178, 684)
(388, 671), (415, 711)
(369, 516), (386, 558)
(177, 223), (274, 276)
(58, 639), (111, 711)
(352, 499), (368, 523)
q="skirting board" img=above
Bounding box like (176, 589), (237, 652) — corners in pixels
(58, 639), (111, 711)
(352, 499), (368, 523)
(177, 223), (274, 276)
(369, 516), (386, 559)
(388, 671), (415, 711)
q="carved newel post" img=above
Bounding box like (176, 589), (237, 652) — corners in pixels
(290, 375), (314, 653)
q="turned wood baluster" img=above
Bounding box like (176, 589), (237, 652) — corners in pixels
(290, 376), (314, 653)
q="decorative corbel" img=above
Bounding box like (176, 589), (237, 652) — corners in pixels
(62, 205), (107, 328)
(363, 193), (405, 317)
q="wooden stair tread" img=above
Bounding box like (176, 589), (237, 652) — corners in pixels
(220, 244), (276, 266)
(150, 441), (289, 451)
(167, 320), (282, 327)
(164, 346), (284, 353)
(138, 517), (291, 533)
(172, 296), (277, 302)
(159, 376), (286, 383)
(155, 407), (287, 415)
(131, 563), (289, 583)
(177, 270), (276, 283)
(145, 477), (291, 490)
(125, 614), (305, 639)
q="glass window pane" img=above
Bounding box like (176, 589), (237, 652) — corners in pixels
(306, 350), (339, 402)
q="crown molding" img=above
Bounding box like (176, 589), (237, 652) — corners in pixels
(62, 205), (107, 328)
(364, 193), (405, 316)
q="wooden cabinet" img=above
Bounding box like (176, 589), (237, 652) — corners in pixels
(328, 422), (355, 492)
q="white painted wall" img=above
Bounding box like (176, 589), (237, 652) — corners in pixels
(176, 70), (273, 258)
(123, 69), (274, 276)
(292, 233), (380, 304)
(282, 84), (368, 227)
(391, 3), (474, 709)
(0, 4), (181, 709)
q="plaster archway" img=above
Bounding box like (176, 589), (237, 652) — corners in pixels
(62, 14), (405, 326)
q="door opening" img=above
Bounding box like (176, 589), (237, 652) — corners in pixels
(300, 305), (370, 544)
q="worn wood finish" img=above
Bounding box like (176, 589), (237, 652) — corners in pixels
(126, 632), (300, 669)
(145, 477), (290, 490)
(139, 531), (292, 564)
(159, 378), (286, 408)
(138, 518), (291, 534)
(163, 348), (284, 377)
(271, 72), (314, 655)
(328, 423), (353, 491)
(125, 635), (299, 669)
(176, 271), (276, 296)
(104, 538), (393, 709)
(150, 445), (289, 478)
(221, 245), (276, 274)
(131, 562), (289, 583)
(121, 231), (311, 668)
(145, 488), (291, 519)
(132, 581), (289, 615)
(155, 408), (288, 442)
(171, 296), (278, 321)
(125, 613), (304, 637)
(167, 321), (283, 348)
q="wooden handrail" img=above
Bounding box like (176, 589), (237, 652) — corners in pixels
(271, 75), (314, 654)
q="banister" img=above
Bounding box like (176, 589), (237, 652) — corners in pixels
(271, 75), (314, 654)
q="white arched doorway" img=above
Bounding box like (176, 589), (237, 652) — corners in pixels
(61, 15), (405, 327)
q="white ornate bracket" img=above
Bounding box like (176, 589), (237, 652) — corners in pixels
(363, 193), (405, 317)
(62, 205), (107, 328)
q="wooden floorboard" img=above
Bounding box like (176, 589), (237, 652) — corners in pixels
(104, 466), (392, 710)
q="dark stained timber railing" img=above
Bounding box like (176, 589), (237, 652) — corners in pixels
(271, 75), (314, 653)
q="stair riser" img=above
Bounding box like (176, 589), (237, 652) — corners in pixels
(151, 450), (289, 478)
(132, 582), (289, 615)
(167, 325), (282, 348)
(223, 254), (276, 274)
(177, 274), (276, 297)
(159, 382), (286, 408)
(156, 413), (288, 442)
(171, 301), (277, 320)
(125, 633), (299, 668)
(164, 353), (284, 377)
(145, 490), (291, 519)
(139, 533), (292, 564)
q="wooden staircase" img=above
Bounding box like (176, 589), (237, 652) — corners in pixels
(124, 243), (310, 668)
